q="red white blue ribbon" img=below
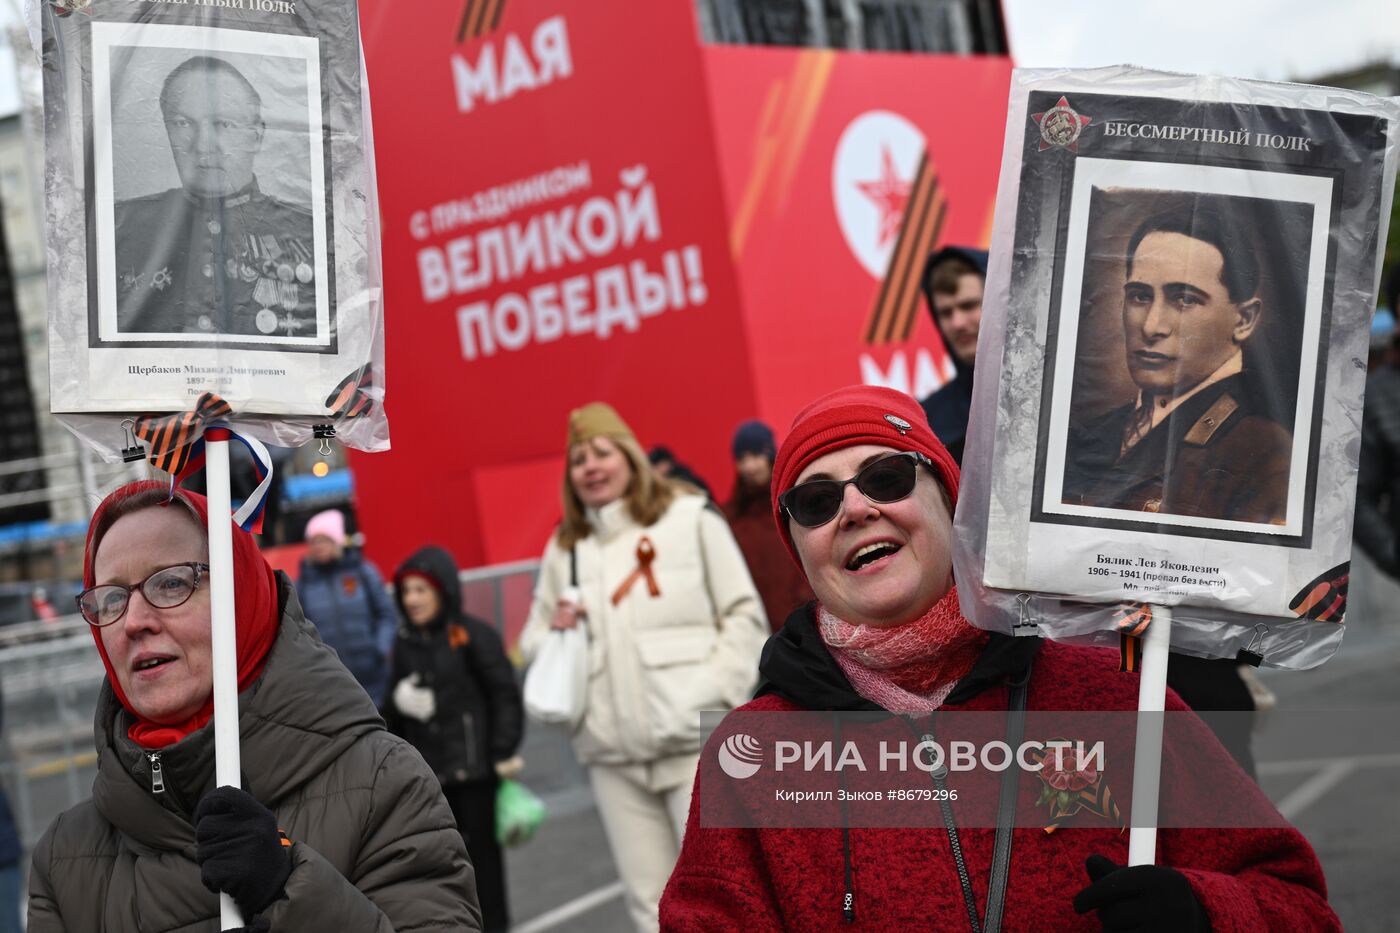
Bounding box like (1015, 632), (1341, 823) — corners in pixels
(132, 392), (275, 534)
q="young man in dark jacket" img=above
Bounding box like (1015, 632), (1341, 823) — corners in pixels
(385, 546), (524, 933)
(919, 246), (987, 464)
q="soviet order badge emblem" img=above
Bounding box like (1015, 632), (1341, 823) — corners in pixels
(1031, 96), (1092, 153)
(884, 414), (912, 435)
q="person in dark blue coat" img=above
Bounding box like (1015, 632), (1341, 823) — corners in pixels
(295, 509), (396, 705)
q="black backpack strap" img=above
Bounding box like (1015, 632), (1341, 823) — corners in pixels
(982, 660), (1033, 933)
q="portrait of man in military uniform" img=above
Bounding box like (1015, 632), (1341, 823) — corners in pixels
(1061, 201), (1294, 526)
(112, 54), (320, 340)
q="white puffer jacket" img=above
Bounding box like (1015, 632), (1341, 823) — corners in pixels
(521, 495), (768, 764)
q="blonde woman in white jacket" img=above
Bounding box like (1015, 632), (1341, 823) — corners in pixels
(520, 402), (768, 933)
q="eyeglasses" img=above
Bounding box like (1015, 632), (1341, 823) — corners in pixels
(779, 452), (933, 528)
(76, 562), (210, 628)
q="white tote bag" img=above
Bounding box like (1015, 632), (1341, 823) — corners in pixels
(523, 622), (588, 727)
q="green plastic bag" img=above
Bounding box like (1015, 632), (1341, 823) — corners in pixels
(495, 779), (546, 847)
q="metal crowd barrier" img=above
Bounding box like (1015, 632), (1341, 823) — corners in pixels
(0, 558), (576, 860)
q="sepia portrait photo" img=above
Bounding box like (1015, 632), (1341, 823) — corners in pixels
(1037, 159), (1334, 540)
(89, 21), (331, 349)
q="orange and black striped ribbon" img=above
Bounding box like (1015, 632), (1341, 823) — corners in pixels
(610, 537), (661, 606)
(132, 392), (233, 476)
(1044, 779), (1123, 834)
(1030, 746), (1123, 834)
(325, 365), (375, 419)
(1118, 633), (1141, 673)
(862, 154), (946, 346)
(456, 0), (509, 43)
(1113, 603), (1151, 672)
(1289, 562), (1349, 623)
(1113, 603), (1152, 637)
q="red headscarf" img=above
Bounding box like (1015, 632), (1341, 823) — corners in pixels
(83, 481), (280, 748)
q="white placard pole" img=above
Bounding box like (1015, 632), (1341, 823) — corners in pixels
(204, 432), (245, 930)
(1127, 604), (1172, 866)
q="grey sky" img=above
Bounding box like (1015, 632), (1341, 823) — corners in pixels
(1, 2), (1396, 119)
(1003, 0), (1400, 84)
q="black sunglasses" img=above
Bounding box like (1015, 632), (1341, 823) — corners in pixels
(76, 562), (210, 628)
(779, 452), (933, 528)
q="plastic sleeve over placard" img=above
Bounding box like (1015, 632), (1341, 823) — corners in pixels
(952, 66), (1400, 670)
(31, 0), (387, 456)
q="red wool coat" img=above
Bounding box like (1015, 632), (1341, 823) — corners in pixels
(724, 491), (814, 632)
(660, 611), (1338, 932)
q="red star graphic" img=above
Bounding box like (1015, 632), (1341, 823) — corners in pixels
(855, 145), (912, 248)
(1031, 96), (1092, 152)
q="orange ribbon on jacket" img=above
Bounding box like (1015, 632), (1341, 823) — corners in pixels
(611, 536), (661, 606)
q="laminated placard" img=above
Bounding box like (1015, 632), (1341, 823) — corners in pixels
(36, 0), (386, 452)
(953, 67), (1399, 669)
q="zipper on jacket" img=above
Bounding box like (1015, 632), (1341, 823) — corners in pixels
(147, 752), (166, 795)
(921, 729), (980, 933)
(833, 717), (857, 924)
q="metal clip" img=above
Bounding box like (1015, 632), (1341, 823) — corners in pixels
(1014, 593), (1038, 633)
(312, 423), (336, 457)
(119, 419), (145, 463)
(1236, 623), (1269, 667)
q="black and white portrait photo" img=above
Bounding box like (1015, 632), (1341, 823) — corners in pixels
(90, 22), (331, 348)
(959, 76), (1396, 627)
(1036, 160), (1334, 541)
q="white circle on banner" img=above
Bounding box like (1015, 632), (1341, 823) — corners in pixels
(831, 110), (926, 280)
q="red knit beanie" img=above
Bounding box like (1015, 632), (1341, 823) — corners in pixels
(771, 385), (961, 569)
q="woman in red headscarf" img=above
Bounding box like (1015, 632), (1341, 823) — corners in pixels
(26, 481), (481, 932)
(660, 386), (1339, 932)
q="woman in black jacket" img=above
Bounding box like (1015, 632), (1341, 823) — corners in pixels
(384, 546), (524, 933)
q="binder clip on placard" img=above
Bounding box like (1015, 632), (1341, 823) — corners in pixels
(1236, 624), (1270, 667)
(313, 424), (337, 458)
(119, 419), (146, 463)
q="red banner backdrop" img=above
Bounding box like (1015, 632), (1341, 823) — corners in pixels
(358, 0), (754, 570)
(356, 0), (1012, 582)
(704, 46), (1012, 424)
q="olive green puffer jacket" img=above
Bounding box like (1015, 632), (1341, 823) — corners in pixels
(27, 574), (481, 932)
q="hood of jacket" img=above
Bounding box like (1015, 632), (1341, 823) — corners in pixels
(90, 573), (386, 848)
(393, 545), (462, 623)
(755, 602), (1040, 710)
(921, 245), (988, 380)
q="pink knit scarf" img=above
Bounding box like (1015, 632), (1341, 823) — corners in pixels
(818, 587), (989, 712)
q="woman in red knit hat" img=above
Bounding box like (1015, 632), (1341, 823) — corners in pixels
(660, 385), (1339, 932)
(27, 481), (480, 932)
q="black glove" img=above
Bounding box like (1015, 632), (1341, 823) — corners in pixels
(194, 786), (293, 918)
(1072, 855), (1210, 932)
